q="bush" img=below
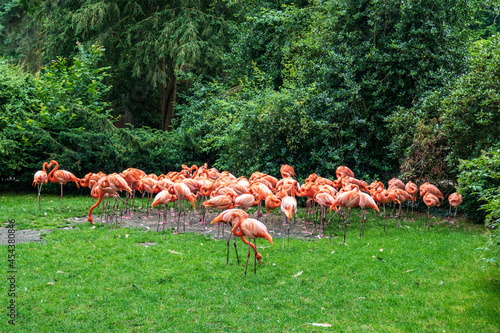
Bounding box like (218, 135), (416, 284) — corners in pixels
(389, 34), (500, 183)
(457, 146), (500, 224)
(0, 44), (186, 192)
(458, 146), (500, 266)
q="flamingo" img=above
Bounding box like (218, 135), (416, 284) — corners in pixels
(423, 192), (441, 230)
(120, 168), (146, 215)
(33, 162), (49, 212)
(336, 166), (354, 179)
(89, 180), (113, 223)
(171, 182), (197, 233)
(419, 182), (444, 199)
(358, 192), (380, 237)
(211, 209), (249, 266)
(297, 182), (319, 228)
(234, 193), (260, 211)
(264, 193), (282, 225)
(47, 160), (80, 211)
(390, 188), (413, 226)
(448, 192), (463, 223)
(371, 184), (399, 235)
(388, 178), (405, 190)
(151, 190), (177, 231)
(280, 164), (296, 178)
(87, 173), (132, 225)
(231, 217), (273, 275)
(313, 192), (336, 236)
(329, 186), (360, 244)
(280, 193), (297, 250)
(202, 192), (236, 237)
(248, 182), (272, 219)
(137, 176), (159, 217)
(405, 181), (418, 214)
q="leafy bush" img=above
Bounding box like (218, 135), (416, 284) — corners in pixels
(458, 146), (500, 266)
(457, 146), (500, 224)
(0, 44), (185, 191)
(389, 34), (500, 183)
(0, 58), (38, 180)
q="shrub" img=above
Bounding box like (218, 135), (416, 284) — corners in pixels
(458, 146), (500, 266)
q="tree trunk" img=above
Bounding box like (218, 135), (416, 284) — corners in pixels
(159, 57), (177, 131)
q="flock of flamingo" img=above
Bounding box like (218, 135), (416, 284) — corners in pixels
(32, 161), (463, 274)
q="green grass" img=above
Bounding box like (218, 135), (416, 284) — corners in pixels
(0, 193), (91, 229)
(1, 194), (499, 332)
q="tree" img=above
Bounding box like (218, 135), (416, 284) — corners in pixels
(279, 0), (473, 177)
(2, 0), (233, 130)
(389, 34), (500, 183)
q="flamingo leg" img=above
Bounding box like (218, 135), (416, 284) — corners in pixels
(60, 184), (63, 212)
(226, 232), (232, 266)
(447, 205), (452, 223)
(287, 218), (290, 248)
(282, 215), (286, 252)
(383, 204), (386, 236)
(245, 240), (251, 276)
(343, 215), (347, 245)
(163, 204), (168, 231)
(37, 183), (43, 213)
(254, 239), (257, 275)
(183, 200), (186, 233)
(233, 239), (240, 265)
(156, 206), (161, 231)
(427, 207), (431, 231)
(327, 209), (340, 245)
(397, 203), (402, 228)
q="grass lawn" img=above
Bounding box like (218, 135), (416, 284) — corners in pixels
(1, 194), (499, 332)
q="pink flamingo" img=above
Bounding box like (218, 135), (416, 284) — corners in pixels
(231, 216), (273, 275)
(33, 162), (49, 212)
(448, 192), (463, 223)
(211, 209), (249, 266)
(47, 160), (80, 211)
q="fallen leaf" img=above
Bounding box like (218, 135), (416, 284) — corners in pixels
(56, 271), (65, 274)
(331, 250), (335, 254)
(168, 249), (183, 255)
(379, 249), (383, 252)
(125, 234), (129, 238)
(90, 226), (96, 229)
(293, 271), (303, 277)
(311, 323), (332, 327)
(403, 269), (417, 273)
(47, 282), (54, 285)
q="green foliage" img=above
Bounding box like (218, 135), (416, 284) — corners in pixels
(0, 44), (184, 190)
(281, 0), (472, 178)
(389, 34), (500, 183)
(457, 146), (500, 266)
(36, 43), (111, 117)
(0, 58), (38, 176)
(227, 2), (310, 89)
(471, 3), (500, 38)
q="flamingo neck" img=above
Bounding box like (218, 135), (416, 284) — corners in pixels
(48, 161), (59, 181)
